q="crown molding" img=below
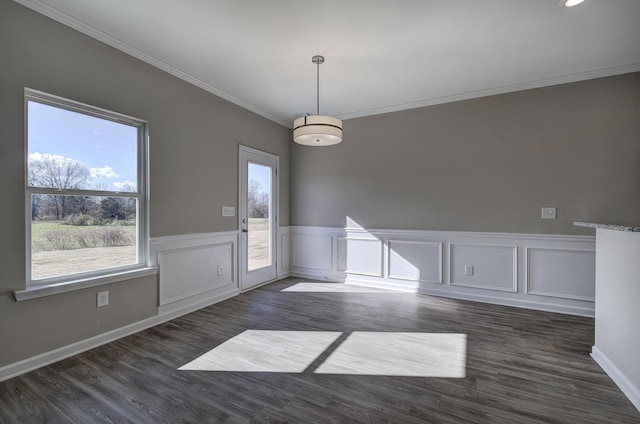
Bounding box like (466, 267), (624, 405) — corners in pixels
(337, 63), (640, 121)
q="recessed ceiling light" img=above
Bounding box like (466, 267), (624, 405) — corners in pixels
(562, 0), (585, 7)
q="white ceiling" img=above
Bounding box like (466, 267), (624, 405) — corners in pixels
(15, 0), (640, 127)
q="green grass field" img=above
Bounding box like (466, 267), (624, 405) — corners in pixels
(31, 220), (136, 252)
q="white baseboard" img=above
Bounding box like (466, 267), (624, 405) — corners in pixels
(0, 287), (238, 383)
(417, 285), (594, 317)
(342, 276), (595, 316)
(591, 346), (640, 412)
(290, 269), (344, 284)
(277, 270), (291, 280)
(345, 277), (417, 293)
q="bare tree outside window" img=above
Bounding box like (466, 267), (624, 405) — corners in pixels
(28, 153), (91, 219)
(248, 179), (269, 218)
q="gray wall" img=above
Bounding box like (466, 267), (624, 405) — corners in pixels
(0, 0), (289, 367)
(291, 72), (640, 235)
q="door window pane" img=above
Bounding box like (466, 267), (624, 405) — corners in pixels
(247, 162), (271, 271)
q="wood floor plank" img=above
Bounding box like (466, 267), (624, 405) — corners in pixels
(1, 277), (638, 423)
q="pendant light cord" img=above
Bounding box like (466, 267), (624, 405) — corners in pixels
(316, 58), (320, 115)
(310, 55), (325, 115)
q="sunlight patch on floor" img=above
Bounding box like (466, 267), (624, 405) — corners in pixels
(178, 330), (342, 373)
(282, 282), (402, 293)
(315, 332), (467, 377)
(179, 330), (466, 378)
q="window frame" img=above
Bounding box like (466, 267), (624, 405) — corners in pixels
(24, 88), (150, 288)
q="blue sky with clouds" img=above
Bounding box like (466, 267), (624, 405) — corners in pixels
(248, 162), (271, 194)
(27, 101), (138, 191)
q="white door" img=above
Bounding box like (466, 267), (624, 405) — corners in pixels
(239, 145), (278, 291)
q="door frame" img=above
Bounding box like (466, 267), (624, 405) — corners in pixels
(238, 145), (279, 292)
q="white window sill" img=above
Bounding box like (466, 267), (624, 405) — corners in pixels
(14, 267), (159, 302)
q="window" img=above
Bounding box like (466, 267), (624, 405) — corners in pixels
(25, 89), (148, 286)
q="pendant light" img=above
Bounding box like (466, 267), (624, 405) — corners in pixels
(293, 55), (343, 146)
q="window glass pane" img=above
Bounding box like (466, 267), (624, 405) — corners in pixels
(27, 101), (138, 192)
(31, 194), (138, 280)
(26, 91), (146, 285)
(247, 162), (271, 271)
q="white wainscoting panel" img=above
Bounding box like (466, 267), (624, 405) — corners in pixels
(158, 243), (232, 305)
(289, 226), (596, 316)
(291, 234), (332, 271)
(278, 227), (290, 279)
(388, 240), (442, 284)
(347, 238), (383, 277)
(450, 244), (517, 292)
(526, 248), (595, 301)
(337, 237), (348, 272)
(280, 234), (290, 269)
(150, 231), (238, 306)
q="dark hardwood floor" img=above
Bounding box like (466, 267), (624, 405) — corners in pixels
(1, 277), (638, 423)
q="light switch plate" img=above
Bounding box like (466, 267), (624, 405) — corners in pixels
(222, 206), (235, 217)
(541, 207), (557, 219)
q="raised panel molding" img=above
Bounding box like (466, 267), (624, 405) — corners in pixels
(346, 238), (383, 277)
(337, 237), (347, 272)
(158, 243), (233, 305)
(449, 243), (517, 292)
(388, 240), (442, 284)
(289, 226), (596, 317)
(280, 234), (290, 269)
(291, 234), (332, 271)
(526, 247), (595, 301)
(278, 227), (291, 279)
(151, 231), (238, 306)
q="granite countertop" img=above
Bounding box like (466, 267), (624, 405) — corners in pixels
(574, 221), (640, 232)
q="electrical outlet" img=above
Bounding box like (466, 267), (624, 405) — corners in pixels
(464, 265), (474, 276)
(97, 291), (109, 307)
(541, 207), (557, 219)
(217, 265), (224, 276)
